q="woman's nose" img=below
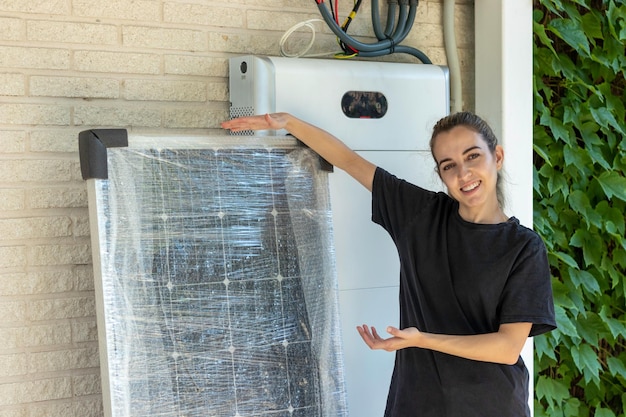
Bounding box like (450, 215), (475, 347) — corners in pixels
(458, 163), (471, 178)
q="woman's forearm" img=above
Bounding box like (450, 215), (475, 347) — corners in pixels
(275, 113), (376, 191)
(222, 113), (375, 190)
(417, 322), (532, 365)
(358, 322), (532, 365)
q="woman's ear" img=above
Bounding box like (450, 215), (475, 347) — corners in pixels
(495, 145), (504, 170)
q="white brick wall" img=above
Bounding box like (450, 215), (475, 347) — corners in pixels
(0, 1), (474, 415)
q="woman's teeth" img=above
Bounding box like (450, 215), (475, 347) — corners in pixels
(462, 181), (480, 192)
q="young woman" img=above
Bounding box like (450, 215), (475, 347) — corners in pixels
(221, 111), (556, 417)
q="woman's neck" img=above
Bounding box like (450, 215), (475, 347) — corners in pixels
(458, 204), (508, 224)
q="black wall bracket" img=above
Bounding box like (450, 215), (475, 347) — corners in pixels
(78, 129), (129, 180)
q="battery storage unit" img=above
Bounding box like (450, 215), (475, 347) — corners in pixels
(229, 56), (450, 417)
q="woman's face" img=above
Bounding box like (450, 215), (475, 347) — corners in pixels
(432, 125), (504, 219)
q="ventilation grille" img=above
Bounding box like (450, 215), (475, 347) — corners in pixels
(229, 106), (255, 136)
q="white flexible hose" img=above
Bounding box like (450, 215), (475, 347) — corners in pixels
(279, 18), (336, 58)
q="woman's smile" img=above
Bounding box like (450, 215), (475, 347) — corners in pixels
(461, 180), (481, 193)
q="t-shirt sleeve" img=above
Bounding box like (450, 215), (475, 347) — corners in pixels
(498, 233), (556, 337)
(371, 167), (438, 241)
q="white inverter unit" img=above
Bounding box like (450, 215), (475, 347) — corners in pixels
(229, 56), (450, 417)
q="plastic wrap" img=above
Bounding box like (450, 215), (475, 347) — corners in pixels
(88, 137), (347, 417)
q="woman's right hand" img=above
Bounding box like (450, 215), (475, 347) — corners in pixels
(221, 113), (289, 132)
(223, 111), (376, 191)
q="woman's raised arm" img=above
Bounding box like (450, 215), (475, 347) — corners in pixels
(222, 113), (376, 191)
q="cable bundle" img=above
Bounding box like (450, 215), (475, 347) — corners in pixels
(316, 0), (432, 63)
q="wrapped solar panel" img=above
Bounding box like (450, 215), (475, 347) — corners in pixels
(80, 130), (347, 417)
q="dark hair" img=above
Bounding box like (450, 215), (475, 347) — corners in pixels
(429, 111), (505, 208)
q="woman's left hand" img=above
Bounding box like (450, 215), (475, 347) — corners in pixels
(356, 324), (422, 352)
(357, 322), (533, 365)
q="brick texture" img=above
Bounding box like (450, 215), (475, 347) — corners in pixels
(0, 1), (474, 416)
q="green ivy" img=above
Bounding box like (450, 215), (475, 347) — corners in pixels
(533, 0), (626, 416)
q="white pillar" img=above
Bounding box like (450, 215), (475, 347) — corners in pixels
(475, 0), (534, 226)
(474, 0), (535, 413)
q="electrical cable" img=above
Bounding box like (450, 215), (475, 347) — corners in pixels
(315, 0), (432, 64)
(280, 0), (432, 63)
(337, 0), (363, 55)
(369, 0), (397, 40)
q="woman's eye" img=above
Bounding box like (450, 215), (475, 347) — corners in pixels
(442, 164), (454, 171)
(468, 153), (480, 161)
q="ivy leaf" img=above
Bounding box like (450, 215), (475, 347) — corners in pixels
(540, 111), (573, 145)
(563, 145), (593, 176)
(606, 1), (621, 39)
(549, 18), (591, 55)
(602, 256), (625, 289)
(596, 171), (626, 201)
(536, 375), (571, 409)
(580, 10), (602, 39)
(540, 0), (566, 16)
(533, 168), (543, 196)
(599, 306), (626, 340)
(563, 398), (582, 417)
(597, 83), (626, 128)
(568, 190), (590, 213)
(535, 333), (557, 361)
(601, 34), (626, 74)
(568, 267), (601, 296)
(569, 229), (604, 267)
(607, 357), (626, 379)
(575, 312), (606, 346)
(574, 128), (612, 171)
(571, 343), (601, 385)
(564, 0), (589, 11)
(552, 251), (579, 269)
(547, 171), (570, 198)
(589, 106), (626, 135)
(534, 144), (553, 167)
(552, 280), (578, 310)
(562, 104), (581, 125)
(594, 407), (617, 417)
(586, 143), (612, 170)
(613, 247), (626, 268)
(596, 200), (625, 235)
(534, 21), (558, 56)
(554, 305), (580, 340)
(620, 24), (626, 42)
(554, 279), (587, 317)
(567, 190), (602, 228)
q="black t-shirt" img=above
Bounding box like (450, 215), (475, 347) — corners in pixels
(371, 167), (556, 417)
